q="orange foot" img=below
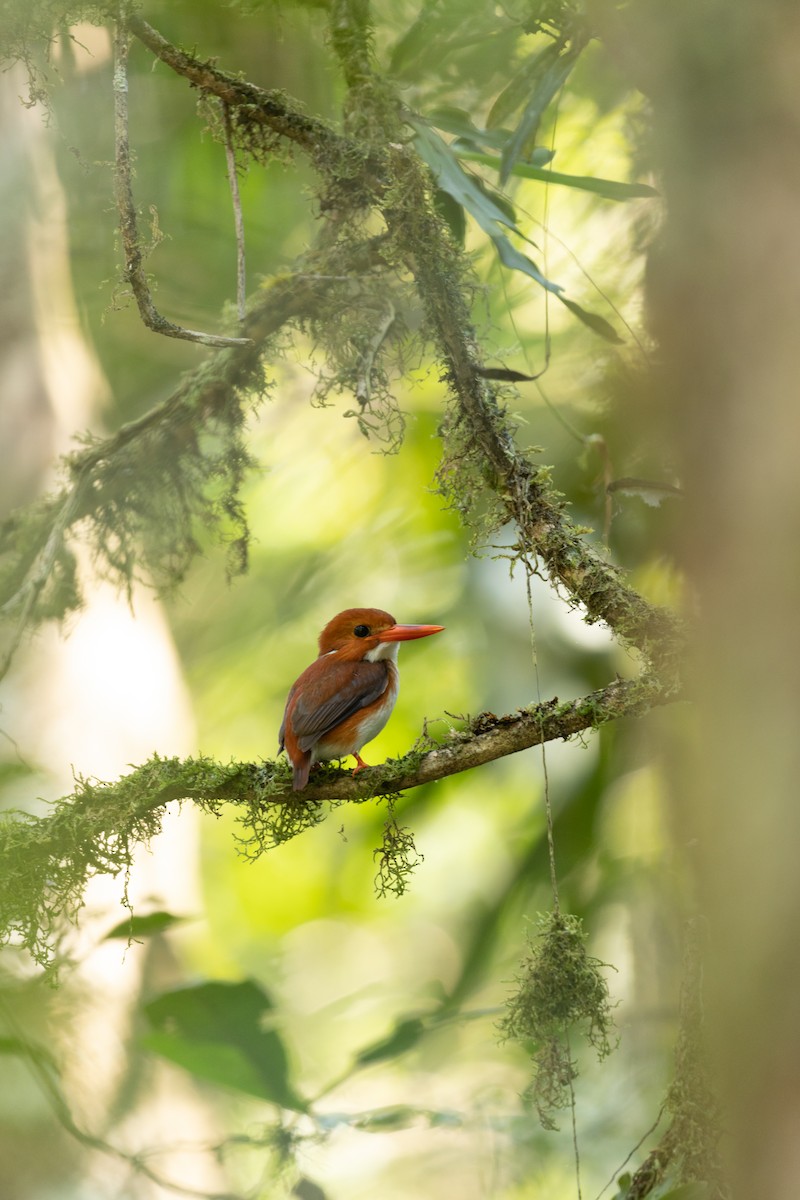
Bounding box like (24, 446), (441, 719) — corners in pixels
(351, 753), (370, 774)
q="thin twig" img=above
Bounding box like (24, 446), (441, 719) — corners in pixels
(355, 301), (395, 404)
(112, 23), (251, 348)
(221, 102), (247, 324)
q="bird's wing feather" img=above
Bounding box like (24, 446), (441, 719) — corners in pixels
(289, 659), (389, 752)
(278, 679), (298, 752)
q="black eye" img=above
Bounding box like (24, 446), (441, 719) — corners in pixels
(353, 624), (370, 638)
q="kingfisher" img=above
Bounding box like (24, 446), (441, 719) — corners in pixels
(279, 607), (444, 791)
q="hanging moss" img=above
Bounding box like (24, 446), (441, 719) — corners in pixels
(0, 755), (247, 967)
(500, 911), (616, 1129)
(373, 797), (423, 898)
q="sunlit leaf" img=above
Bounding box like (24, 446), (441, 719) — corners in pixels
(143, 980), (307, 1111)
(412, 119), (624, 335)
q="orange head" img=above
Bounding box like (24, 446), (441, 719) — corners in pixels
(317, 607), (444, 662)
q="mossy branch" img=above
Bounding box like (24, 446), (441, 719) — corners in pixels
(124, 10), (367, 168)
(0, 675), (672, 966)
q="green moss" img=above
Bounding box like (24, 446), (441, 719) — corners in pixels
(500, 911), (616, 1129)
(373, 797), (422, 898)
(0, 755), (246, 968)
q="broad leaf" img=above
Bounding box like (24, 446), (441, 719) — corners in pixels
(411, 119), (517, 234)
(493, 231), (563, 295)
(432, 186), (466, 245)
(143, 980), (307, 1111)
(487, 42), (560, 130)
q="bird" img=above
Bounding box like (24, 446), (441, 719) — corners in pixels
(279, 607), (444, 791)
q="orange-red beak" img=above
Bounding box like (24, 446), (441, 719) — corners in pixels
(379, 623), (445, 642)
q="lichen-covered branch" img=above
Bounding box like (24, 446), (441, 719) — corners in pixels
(0, 675), (672, 966)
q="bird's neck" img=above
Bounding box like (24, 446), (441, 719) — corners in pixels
(364, 641), (401, 664)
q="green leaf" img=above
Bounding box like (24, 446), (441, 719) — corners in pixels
(411, 120), (563, 296)
(104, 910), (188, 941)
(455, 149), (658, 200)
(499, 44), (583, 184)
(426, 105), (555, 165)
(320, 1105), (463, 1133)
(352, 1104), (420, 1132)
(493, 231), (563, 295)
(607, 477), (684, 505)
(412, 118), (623, 337)
(487, 43), (559, 130)
(559, 296), (623, 343)
(389, 9), (440, 77)
(411, 119), (518, 234)
(432, 186), (466, 246)
(355, 1016), (426, 1066)
(143, 980), (307, 1111)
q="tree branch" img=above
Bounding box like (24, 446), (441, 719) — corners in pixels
(220, 101), (247, 324)
(0, 674), (675, 964)
(125, 11), (361, 165)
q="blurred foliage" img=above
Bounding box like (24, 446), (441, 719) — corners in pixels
(0, 1), (698, 1199)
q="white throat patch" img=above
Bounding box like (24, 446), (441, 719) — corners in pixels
(365, 640), (401, 664)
